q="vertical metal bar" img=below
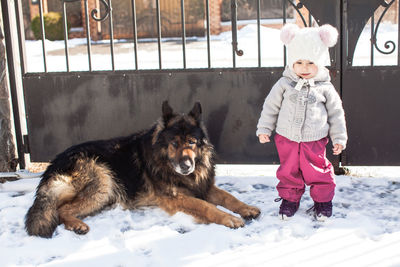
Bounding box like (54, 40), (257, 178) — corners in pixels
(156, 0), (162, 69)
(62, 2), (70, 72)
(343, 0), (351, 68)
(84, 0), (92, 71)
(131, 0), (138, 70)
(38, 0), (47, 72)
(283, 0), (287, 66)
(15, 0), (27, 75)
(341, 0), (347, 92)
(1, 0), (26, 168)
(180, 0), (186, 69)
(205, 0), (211, 68)
(257, 0), (261, 67)
(371, 16), (374, 66)
(283, 1), (287, 24)
(108, 0), (115, 71)
(231, 0), (237, 68)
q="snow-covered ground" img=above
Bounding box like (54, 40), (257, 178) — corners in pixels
(24, 23), (398, 72)
(1, 165), (400, 267)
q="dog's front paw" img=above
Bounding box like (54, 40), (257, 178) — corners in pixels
(238, 205), (261, 220)
(221, 215), (245, 229)
(64, 220), (90, 235)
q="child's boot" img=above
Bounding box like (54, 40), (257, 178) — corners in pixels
(275, 198), (300, 220)
(311, 201), (332, 221)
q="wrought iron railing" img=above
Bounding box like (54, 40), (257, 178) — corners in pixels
(31, 0), (308, 72)
(26, 0), (400, 73)
(370, 0), (397, 66)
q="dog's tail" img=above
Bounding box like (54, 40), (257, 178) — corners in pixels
(25, 187), (59, 238)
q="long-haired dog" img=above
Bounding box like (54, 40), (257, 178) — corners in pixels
(25, 101), (260, 238)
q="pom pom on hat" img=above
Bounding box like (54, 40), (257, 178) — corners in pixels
(280, 23), (338, 70)
(280, 24), (299, 45)
(319, 24), (339, 47)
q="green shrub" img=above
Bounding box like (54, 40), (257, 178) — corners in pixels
(31, 12), (70, 41)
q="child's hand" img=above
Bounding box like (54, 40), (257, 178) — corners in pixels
(333, 144), (344, 155)
(258, 134), (270, 143)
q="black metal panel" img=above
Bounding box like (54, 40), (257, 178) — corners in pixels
(345, 0), (382, 66)
(303, 0), (339, 27)
(342, 67), (400, 165)
(23, 69), (283, 163)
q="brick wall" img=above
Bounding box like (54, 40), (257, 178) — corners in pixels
(100, 0), (134, 40)
(29, 0), (47, 20)
(98, 0), (206, 39)
(209, 0), (222, 35)
(209, 0), (310, 35)
(84, 0), (101, 41)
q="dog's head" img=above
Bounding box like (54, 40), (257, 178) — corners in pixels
(153, 101), (211, 176)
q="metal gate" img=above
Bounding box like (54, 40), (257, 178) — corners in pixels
(2, 0), (400, 168)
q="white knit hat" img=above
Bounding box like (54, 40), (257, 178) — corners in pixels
(280, 24), (338, 70)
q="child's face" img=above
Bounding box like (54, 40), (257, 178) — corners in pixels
(292, 60), (318, 79)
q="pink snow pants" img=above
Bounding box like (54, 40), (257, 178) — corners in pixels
(274, 134), (335, 203)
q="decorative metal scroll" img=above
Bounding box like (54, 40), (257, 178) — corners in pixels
(91, 0), (110, 22)
(231, 0), (243, 57)
(287, 1), (308, 27)
(371, 0), (396, 55)
(62, 0), (110, 22)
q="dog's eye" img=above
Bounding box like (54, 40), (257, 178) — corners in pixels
(188, 139), (197, 145)
(171, 141), (178, 148)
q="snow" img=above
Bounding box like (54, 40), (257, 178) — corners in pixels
(1, 165), (400, 267)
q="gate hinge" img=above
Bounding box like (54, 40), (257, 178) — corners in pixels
(23, 135), (30, 154)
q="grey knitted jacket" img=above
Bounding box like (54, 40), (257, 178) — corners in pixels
(256, 67), (347, 149)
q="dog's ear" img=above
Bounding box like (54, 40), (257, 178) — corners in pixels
(162, 101), (174, 123)
(189, 102), (202, 121)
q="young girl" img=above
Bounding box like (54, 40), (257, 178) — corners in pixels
(256, 24), (347, 221)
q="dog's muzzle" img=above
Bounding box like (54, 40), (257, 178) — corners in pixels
(175, 157), (195, 175)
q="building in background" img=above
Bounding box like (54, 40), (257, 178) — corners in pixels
(21, 0), (309, 40)
(20, 0), (400, 41)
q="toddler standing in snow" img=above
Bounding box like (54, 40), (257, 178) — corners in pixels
(256, 24), (347, 221)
